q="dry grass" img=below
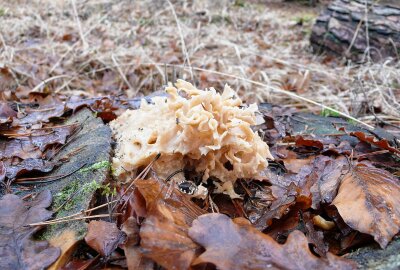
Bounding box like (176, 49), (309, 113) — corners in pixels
(0, 0), (399, 133)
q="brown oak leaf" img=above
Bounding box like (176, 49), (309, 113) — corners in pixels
(189, 213), (356, 270)
(0, 190), (60, 270)
(332, 164), (400, 248)
(85, 220), (126, 257)
(121, 217), (154, 270)
(136, 177), (206, 270)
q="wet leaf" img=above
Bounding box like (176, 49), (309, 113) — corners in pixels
(136, 177), (206, 270)
(189, 213), (356, 270)
(295, 136), (324, 152)
(349, 131), (400, 156)
(85, 220), (126, 257)
(0, 190), (60, 270)
(310, 156), (349, 209)
(252, 164), (314, 230)
(0, 137), (43, 159)
(5, 158), (56, 180)
(12, 95), (66, 126)
(121, 217), (154, 270)
(277, 146), (315, 174)
(332, 164), (400, 248)
(0, 124), (78, 160)
(252, 180), (298, 230)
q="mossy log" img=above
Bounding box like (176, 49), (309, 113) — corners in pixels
(310, 0), (400, 62)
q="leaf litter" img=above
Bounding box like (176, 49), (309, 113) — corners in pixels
(1, 80), (400, 269)
(0, 0), (400, 269)
(188, 213), (356, 270)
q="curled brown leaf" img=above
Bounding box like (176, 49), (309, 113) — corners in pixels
(333, 164), (400, 248)
(349, 131), (400, 156)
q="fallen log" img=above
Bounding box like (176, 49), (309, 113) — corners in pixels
(310, 0), (400, 62)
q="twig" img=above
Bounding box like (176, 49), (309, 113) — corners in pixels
(30, 75), (70, 93)
(111, 54), (136, 94)
(354, 150), (389, 158)
(71, 0), (88, 50)
(14, 162), (86, 184)
(118, 153), (161, 211)
(32, 199), (119, 226)
(29, 213), (121, 226)
(167, 0), (194, 82)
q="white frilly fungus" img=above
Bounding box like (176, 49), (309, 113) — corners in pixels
(110, 80), (273, 197)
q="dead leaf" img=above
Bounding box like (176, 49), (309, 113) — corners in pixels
(48, 230), (80, 270)
(349, 131), (400, 156)
(140, 202), (202, 270)
(121, 217), (154, 270)
(0, 190), (60, 270)
(0, 138), (43, 159)
(136, 177), (206, 270)
(12, 93), (65, 126)
(5, 158), (56, 180)
(253, 180), (298, 230)
(295, 136), (324, 152)
(0, 161), (5, 183)
(281, 149), (315, 174)
(332, 164), (400, 248)
(310, 156), (349, 209)
(252, 163), (314, 230)
(0, 124), (78, 160)
(189, 213), (356, 270)
(85, 220), (126, 257)
(303, 212), (329, 256)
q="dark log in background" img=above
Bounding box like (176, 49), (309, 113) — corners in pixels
(310, 0), (400, 62)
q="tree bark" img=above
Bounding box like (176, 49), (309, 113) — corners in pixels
(310, 0), (400, 62)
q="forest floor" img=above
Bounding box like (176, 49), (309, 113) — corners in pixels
(0, 0), (399, 133)
(1, 1), (400, 269)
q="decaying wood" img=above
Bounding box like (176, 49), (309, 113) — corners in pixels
(310, 0), (400, 62)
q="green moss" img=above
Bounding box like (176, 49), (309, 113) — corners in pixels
(81, 179), (102, 194)
(293, 14), (315, 24)
(79, 160), (110, 173)
(321, 108), (357, 125)
(211, 14), (232, 24)
(233, 0), (246, 7)
(53, 179), (80, 211)
(321, 108), (341, 117)
(53, 179), (98, 211)
(100, 183), (117, 196)
(53, 178), (115, 212)
(346, 118), (357, 125)
(0, 8), (5, 17)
